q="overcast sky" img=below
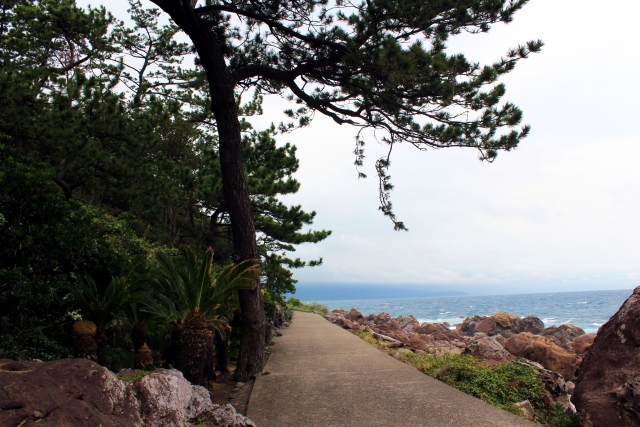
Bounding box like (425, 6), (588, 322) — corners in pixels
(85, 0), (640, 295)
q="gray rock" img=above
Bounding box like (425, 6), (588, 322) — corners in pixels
(202, 404), (257, 427)
(137, 369), (214, 427)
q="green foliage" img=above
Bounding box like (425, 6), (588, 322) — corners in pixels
(143, 247), (258, 335)
(68, 276), (134, 330)
(262, 291), (277, 321)
(286, 298), (329, 315)
(356, 332), (390, 350)
(0, 0), (331, 363)
(393, 353), (544, 416)
(156, 0), (542, 229)
(0, 142), (161, 361)
(536, 404), (580, 427)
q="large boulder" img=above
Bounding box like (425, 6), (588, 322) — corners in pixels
(474, 312), (524, 336)
(0, 359), (255, 427)
(333, 317), (357, 330)
(522, 316), (545, 334)
(323, 310), (347, 324)
(346, 308), (364, 322)
(416, 323), (447, 335)
(503, 332), (580, 379)
(374, 312), (391, 325)
(572, 286), (640, 427)
(465, 337), (515, 366)
(516, 359), (571, 410)
(572, 333), (596, 356)
(457, 315), (486, 336)
(399, 315), (420, 332)
(0, 358), (142, 427)
(541, 324), (585, 351)
(137, 369), (214, 427)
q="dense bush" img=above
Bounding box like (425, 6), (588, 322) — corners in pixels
(0, 144), (161, 361)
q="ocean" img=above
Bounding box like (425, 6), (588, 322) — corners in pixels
(311, 288), (635, 334)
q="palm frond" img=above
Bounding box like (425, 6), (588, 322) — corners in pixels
(68, 275), (131, 330)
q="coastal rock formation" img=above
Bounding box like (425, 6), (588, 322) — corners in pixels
(541, 324), (585, 351)
(457, 313), (544, 337)
(464, 336), (515, 365)
(325, 310), (471, 355)
(522, 316), (545, 334)
(516, 359), (572, 410)
(572, 286), (640, 427)
(473, 312), (525, 336)
(503, 333), (580, 379)
(458, 315), (486, 335)
(0, 359), (256, 427)
(571, 333), (596, 356)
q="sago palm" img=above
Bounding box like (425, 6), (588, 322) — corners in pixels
(68, 276), (133, 367)
(143, 246), (259, 385)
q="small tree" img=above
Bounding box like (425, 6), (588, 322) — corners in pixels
(148, 0), (542, 380)
(68, 276), (133, 366)
(144, 247), (258, 385)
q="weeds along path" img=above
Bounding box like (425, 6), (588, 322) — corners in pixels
(246, 311), (537, 427)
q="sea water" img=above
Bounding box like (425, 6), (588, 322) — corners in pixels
(311, 289), (635, 333)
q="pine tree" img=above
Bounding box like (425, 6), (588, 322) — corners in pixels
(147, 0), (542, 380)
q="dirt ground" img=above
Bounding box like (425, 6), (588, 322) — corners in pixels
(208, 353), (271, 415)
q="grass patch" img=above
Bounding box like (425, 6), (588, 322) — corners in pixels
(536, 404), (580, 427)
(117, 370), (152, 383)
(286, 297), (329, 315)
(356, 332), (389, 350)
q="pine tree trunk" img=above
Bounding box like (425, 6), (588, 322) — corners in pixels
(150, 2), (266, 381)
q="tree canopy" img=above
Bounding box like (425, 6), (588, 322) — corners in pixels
(0, 0), (328, 364)
(153, 0), (542, 230)
(148, 0), (541, 379)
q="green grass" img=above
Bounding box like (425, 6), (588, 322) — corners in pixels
(356, 332), (390, 350)
(286, 298), (329, 315)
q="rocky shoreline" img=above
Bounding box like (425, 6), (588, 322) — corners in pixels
(325, 286), (640, 427)
(325, 309), (593, 377)
(325, 309), (588, 413)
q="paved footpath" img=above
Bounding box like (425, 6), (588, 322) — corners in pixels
(247, 312), (537, 427)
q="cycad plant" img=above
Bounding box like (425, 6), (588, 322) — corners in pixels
(143, 246), (259, 385)
(68, 276), (133, 366)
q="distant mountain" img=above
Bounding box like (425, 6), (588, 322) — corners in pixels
(290, 284), (467, 301)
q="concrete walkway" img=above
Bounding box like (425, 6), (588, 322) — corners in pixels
(247, 312), (537, 427)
